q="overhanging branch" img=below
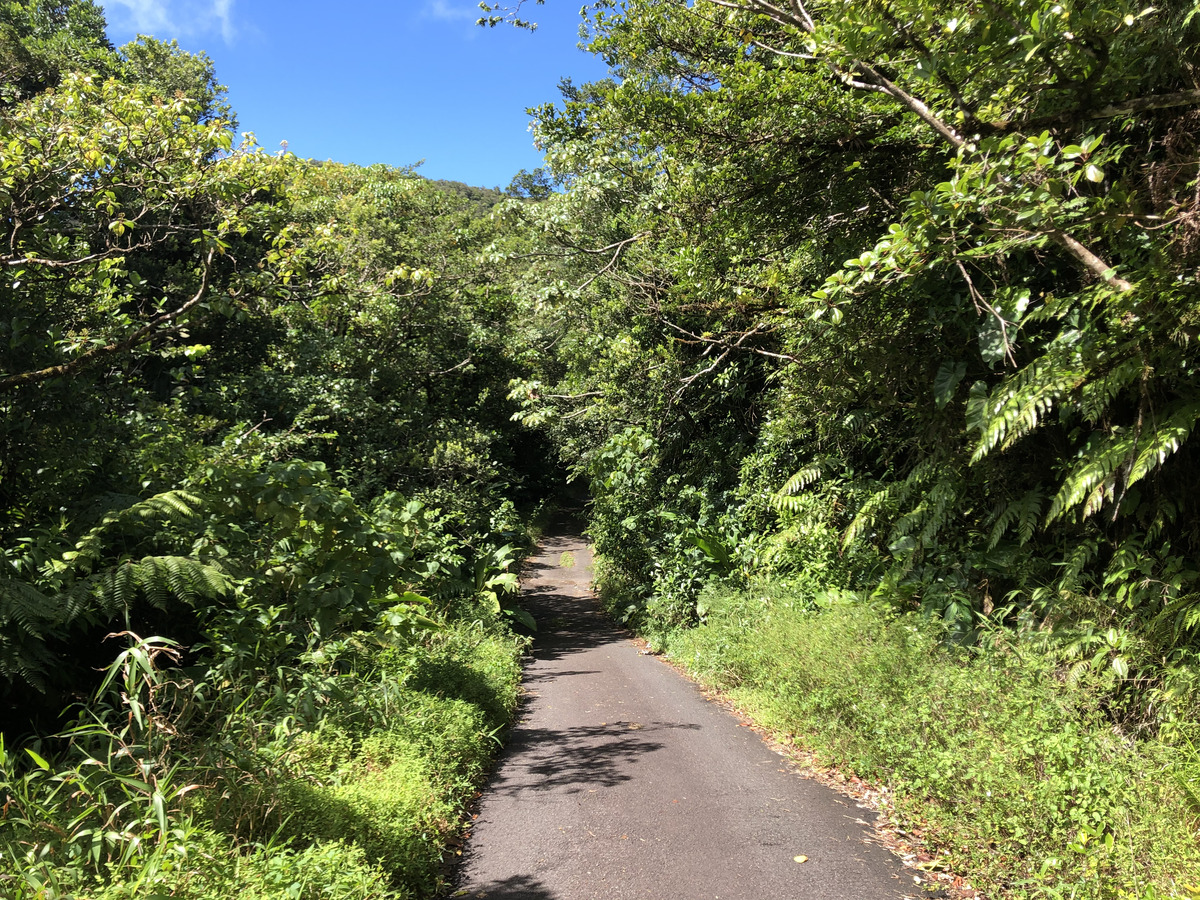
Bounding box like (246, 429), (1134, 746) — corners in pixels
(0, 250), (217, 393)
(699, 0), (1137, 292)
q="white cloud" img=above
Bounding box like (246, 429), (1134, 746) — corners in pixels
(100, 0), (237, 43)
(213, 0), (233, 42)
(426, 0), (478, 23)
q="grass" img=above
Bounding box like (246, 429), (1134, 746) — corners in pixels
(83, 837), (403, 900)
(0, 620), (527, 900)
(272, 628), (524, 896)
(663, 585), (1200, 899)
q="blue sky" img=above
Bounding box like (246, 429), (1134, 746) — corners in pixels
(97, 1), (609, 188)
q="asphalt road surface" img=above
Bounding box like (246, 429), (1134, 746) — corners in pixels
(456, 528), (911, 900)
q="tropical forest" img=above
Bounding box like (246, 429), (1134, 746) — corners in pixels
(2, 0), (1200, 897)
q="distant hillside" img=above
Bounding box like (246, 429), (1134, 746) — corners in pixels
(431, 179), (504, 214)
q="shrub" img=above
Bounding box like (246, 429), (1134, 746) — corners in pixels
(90, 835), (405, 900)
(667, 589), (1200, 898)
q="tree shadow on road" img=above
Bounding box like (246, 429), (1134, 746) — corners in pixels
(518, 586), (627, 662)
(488, 720), (700, 796)
(454, 872), (561, 899)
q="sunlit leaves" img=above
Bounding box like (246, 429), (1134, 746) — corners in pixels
(0, 72), (283, 391)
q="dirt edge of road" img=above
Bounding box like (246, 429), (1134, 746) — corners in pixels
(636, 636), (983, 900)
(448, 528), (980, 900)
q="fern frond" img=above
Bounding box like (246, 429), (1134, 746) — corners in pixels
(0, 637), (56, 691)
(1046, 431), (1137, 524)
(843, 485), (898, 548)
(91, 556), (230, 615)
(1151, 592), (1200, 642)
(917, 480), (959, 547)
(0, 578), (56, 628)
(971, 352), (1084, 463)
(1058, 537), (1102, 591)
(1043, 403), (1200, 524)
(843, 458), (937, 549)
(1066, 657), (1093, 686)
(771, 458), (838, 512)
(1081, 470), (1118, 519)
(1078, 358), (1142, 424)
(885, 478), (959, 552)
(1126, 402), (1200, 489)
(0, 579), (59, 691)
(96, 561), (138, 616)
(1015, 489), (1044, 545)
(840, 410), (874, 434)
(987, 488), (1048, 548)
(890, 498), (926, 541)
(139, 556), (231, 605)
(61, 580), (100, 622)
(141, 558), (174, 610)
(72, 491), (206, 566)
(780, 464), (825, 496)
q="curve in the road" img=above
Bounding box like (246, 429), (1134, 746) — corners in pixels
(456, 528), (913, 900)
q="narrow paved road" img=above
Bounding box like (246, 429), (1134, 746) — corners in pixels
(457, 529), (911, 900)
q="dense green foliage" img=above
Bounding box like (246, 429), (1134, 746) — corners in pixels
(2, 624), (525, 898)
(492, 0), (1200, 895)
(6, 0), (1200, 896)
(512, 0), (1200, 663)
(0, 4), (546, 895)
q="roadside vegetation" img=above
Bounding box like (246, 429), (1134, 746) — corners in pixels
(494, 0), (1200, 896)
(5, 0), (1200, 897)
(0, 3), (547, 896)
(669, 583), (1200, 897)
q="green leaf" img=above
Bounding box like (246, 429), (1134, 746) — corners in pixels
(685, 532), (731, 568)
(933, 361), (967, 408)
(965, 381), (990, 433)
(978, 314), (1009, 367)
(505, 606), (538, 630)
(114, 774), (153, 793)
(152, 791), (167, 834)
(486, 572), (520, 594)
(25, 748), (50, 771)
(391, 591), (431, 606)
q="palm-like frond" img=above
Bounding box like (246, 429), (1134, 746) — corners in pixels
(987, 488), (1045, 549)
(91, 556), (232, 617)
(842, 457), (938, 549)
(971, 350), (1084, 463)
(70, 491), (206, 569)
(1, 552), (229, 695)
(771, 457), (838, 513)
(1046, 402), (1200, 525)
(0, 578), (58, 689)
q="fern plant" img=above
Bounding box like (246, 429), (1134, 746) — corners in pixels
(0, 490), (230, 698)
(771, 456), (839, 514)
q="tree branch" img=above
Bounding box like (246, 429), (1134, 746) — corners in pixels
(664, 318), (801, 368)
(428, 356), (474, 377)
(957, 260), (1017, 366)
(0, 250), (217, 393)
(1088, 88), (1200, 120)
(1047, 228), (1133, 292)
(699, 0), (1136, 292)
